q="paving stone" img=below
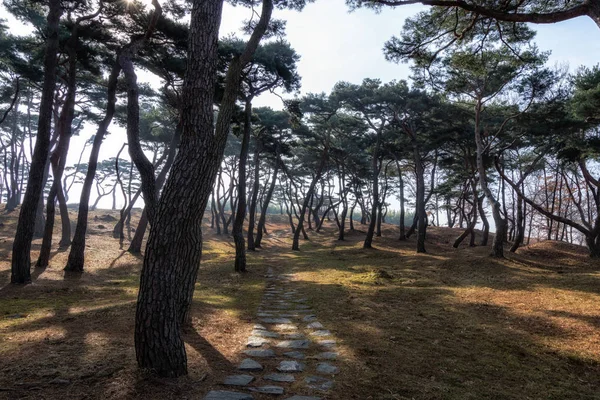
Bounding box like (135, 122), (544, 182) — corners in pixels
(251, 330), (280, 338)
(264, 373), (295, 383)
(204, 390), (254, 400)
(276, 340), (310, 349)
(260, 318), (292, 324)
(257, 313), (274, 317)
(310, 330), (331, 337)
(302, 315), (317, 322)
(277, 360), (305, 373)
(305, 376), (334, 391)
(224, 375), (254, 386)
(246, 336), (270, 347)
(249, 386), (285, 395)
(314, 352), (338, 360)
(238, 359), (263, 372)
(253, 324), (267, 330)
(243, 349), (276, 358)
(272, 324), (298, 331)
(318, 340), (337, 348)
(283, 351), (306, 359)
(284, 332), (306, 339)
(316, 362), (339, 374)
(306, 322), (324, 329)
(284, 397), (322, 400)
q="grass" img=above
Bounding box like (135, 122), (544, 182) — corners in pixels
(0, 209), (599, 399)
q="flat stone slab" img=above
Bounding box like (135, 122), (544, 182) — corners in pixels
(260, 318), (292, 324)
(273, 324), (298, 331)
(251, 330), (280, 338)
(224, 375), (254, 386)
(316, 362), (339, 374)
(284, 397), (322, 400)
(204, 390), (254, 400)
(264, 373), (295, 383)
(305, 376), (334, 391)
(276, 340), (310, 349)
(253, 324), (267, 330)
(303, 315), (317, 322)
(284, 332), (306, 339)
(249, 386), (285, 395)
(277, 360), (305, 373)
(310, 330), (331, 337)
(318, 340), (337, 348)
(257, 313), (274, 317)
(314, 352), (338, 360)
(284, 351), (306, 359)
(238, 359), (263, 371)
(307, 322), (324, 329)
(246, 336), (270, 347)
(243, 349), (275, 358)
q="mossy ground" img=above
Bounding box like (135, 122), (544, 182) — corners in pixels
(0, 210), (599, 399)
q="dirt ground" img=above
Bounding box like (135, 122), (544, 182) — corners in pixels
(1, 209), (600, 399)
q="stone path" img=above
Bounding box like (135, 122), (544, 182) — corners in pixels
(203, 268), (338, 400)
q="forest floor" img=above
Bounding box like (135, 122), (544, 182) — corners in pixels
(1, 209), (600, 399)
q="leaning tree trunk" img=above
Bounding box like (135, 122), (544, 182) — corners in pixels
(128, 124), (180, 253)
(510, 193), (525, 253)
(65, 62), (121, 272)
(233, 99), (252, 272)
(364, 130), (382, 249)
(11, 0), (62, 283)
(478, 195), (489, 246)
(247, 139), (261, 251)
(255, 154), (279, 248)
(135, 0), (273, 377)
(475, 100), (505, 258)
(292, 147), (328, 251)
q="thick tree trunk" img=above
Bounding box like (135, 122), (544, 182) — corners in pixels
(135, 0), (273, 377)
(11, 0), (62, 283)
(233, 100), (252, 272)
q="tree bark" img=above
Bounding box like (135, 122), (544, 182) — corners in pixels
(65, 62), (121, 272)
(11, 0), (62, 283)
(255, 152), (279, 248)
(247, 136), (261, 251)
(135, 0), (273, 377)
(233, 100), (252, 272)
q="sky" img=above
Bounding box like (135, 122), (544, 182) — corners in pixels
(3, 0), (600, 210)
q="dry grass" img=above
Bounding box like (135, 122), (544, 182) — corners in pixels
(0, 209), (599, 399)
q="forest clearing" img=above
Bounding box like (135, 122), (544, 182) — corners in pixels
(1, 210), (600, 399)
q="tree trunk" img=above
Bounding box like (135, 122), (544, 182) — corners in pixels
(364, 130), (382, 249)
(233, 99), (252, 272)
(135, 0), (273, 377)
(128, 123), (181, 254)
(65, 62), (121, 272)
(478, 195), (489, 246)
(11, 0), (62, 283)
(475, 100), (505, 258)
(510, 193), (525, 253)
(247, 138), (261, 251)
(255, 154), (279, 248)
(292, 147), (328, 251)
